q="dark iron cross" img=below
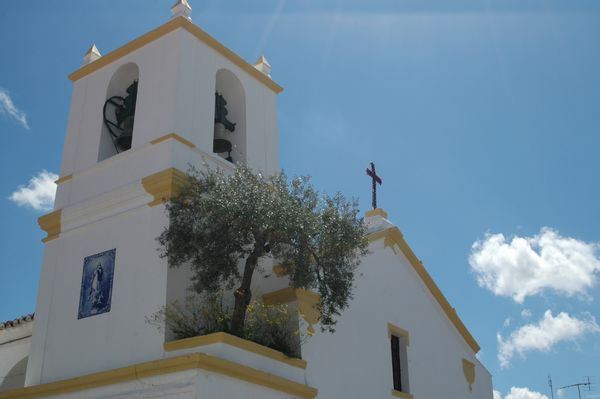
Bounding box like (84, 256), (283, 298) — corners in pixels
(366, 162), (382, 209)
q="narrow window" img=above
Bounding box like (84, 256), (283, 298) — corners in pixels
(388, 323), (410, 397)
(391, 335), (403, 391)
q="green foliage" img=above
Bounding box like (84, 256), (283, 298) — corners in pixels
(148, 294), (301, 358)
(244, 301), (300, 358)
(158, 164), (368, 333)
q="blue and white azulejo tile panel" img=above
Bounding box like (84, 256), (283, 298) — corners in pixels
(78, 249), (116, 319)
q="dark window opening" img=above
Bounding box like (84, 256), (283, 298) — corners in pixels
(391, 334), (403, 392)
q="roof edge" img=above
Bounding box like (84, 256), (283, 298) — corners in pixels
(368, 227), (481, 354)
(0, 313), (34, 331)
(68, 17), (283, 94)
(0, 352), (317, 399)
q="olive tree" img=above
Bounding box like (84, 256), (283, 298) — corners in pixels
(158, 164), (368, 336)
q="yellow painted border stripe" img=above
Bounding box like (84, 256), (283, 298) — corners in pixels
(0, 352), (317, 399)
(150, 133), (196, 148)
(164, 332), (307, 369)
(387, 323), (410, 346)
(369, 227), (481, 353)
(68, 17), (283, 94)
(38, 209), (61, 243)
(392, 389), (414, 399)
(366, 208), (388, 218)
(54, 174), (73, 184)
(141, 167), (188, 207)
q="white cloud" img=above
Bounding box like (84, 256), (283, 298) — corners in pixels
(469, 228), (600, 303)
(504, 317), (511, 327)
(495, 387), (550, 399)
(497, 310), (600, 368)
(505, 387), (549, 399)
(9, 170), (57, 211)
(521, 309), (532, 319)
(0, 88), (29, 129)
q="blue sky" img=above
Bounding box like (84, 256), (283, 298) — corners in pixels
(1, 1), (599, 397)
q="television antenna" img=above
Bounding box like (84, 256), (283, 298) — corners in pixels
(558, 377), (594, 399)
(548, 375), (555, 399)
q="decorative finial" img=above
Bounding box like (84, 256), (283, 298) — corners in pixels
(171, 0), (192, 21)
(82, 44), (101, 65)
(253, 55), (272, 77)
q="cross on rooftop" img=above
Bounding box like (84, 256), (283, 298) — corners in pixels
(366, 162), (382, 210)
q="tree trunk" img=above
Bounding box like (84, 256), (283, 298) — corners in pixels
(230, 238), (264, 336)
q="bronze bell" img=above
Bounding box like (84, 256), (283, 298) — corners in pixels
(116, 116), (134, 151)
(103, 80), (138, 153)
(213, 138), (233, 162)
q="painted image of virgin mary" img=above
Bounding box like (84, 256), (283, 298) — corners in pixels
(78, 249), (115, 319)
(88, 263), (105, 309)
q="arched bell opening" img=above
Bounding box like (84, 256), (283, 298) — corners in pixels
(0, 356), (27, 392)
(213, 69), (246, 164)
(98, 63), (140, 162)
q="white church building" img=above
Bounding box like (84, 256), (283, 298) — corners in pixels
(0, 2), (493, 398)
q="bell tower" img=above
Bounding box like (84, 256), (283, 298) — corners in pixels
(28, 2), (282, 386)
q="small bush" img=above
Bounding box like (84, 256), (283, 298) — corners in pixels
(149, 293), (302, 358)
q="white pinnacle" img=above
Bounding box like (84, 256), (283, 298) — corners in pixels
(82, 44), (101, 65)
(253, 55), (272, 78)
(171, 0), (192, 21)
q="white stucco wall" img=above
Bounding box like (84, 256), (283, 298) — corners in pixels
(0, 321), (32, 392)
(26, 198), (169, 385)
(56, 24), (280, 209)
(174, 28), (280, 176)
(301, 220), (493, 399)
(18, 368), (309, 399)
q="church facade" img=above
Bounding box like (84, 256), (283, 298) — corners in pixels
(0, 2), (493, 398)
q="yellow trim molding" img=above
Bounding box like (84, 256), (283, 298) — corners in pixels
(150, 133), (195, 148)
(263, 288), (321, 336)
(164, 332), (307, 369)
(462, 358), (476, 390)
(392, 389), (414, 399)
(0, 352), (317, 399)
(142, 168), (188, 207)
(38, 210), (61, 243)
(68, 17), (283, 94)
(54, 174), (73, 184)
(366, 208), (388, 218)
(369, 227), (481, 353)
(387, 323), (410, 346)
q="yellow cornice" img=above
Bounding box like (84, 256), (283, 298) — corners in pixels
(462, 358), (476, 390)
(38, 210), (61, 243)
(164, 332), (307, 369)
(54, 174), (73, 185)
(0, 352), (317, 399)
(365, 208), (388, 218)
(150, 133), (196, 148)
(68, 17), (283, 94)
(392, 389), (414, 399)
(387, 323), (410, 346)
(263, 287), (297, 304)
(263, 288), (321, 336)
(141, 167), (188, 207)
(369, 227), (481, 354)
